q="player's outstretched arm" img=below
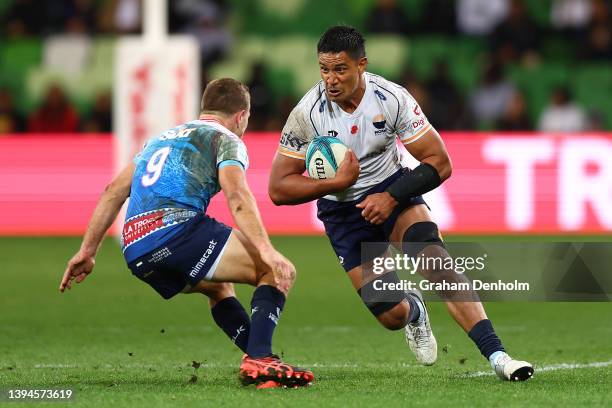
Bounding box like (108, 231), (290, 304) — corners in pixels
(59, 163), (135, 292)
(219, 165), (294, 293)
(268, 150), (360, 205)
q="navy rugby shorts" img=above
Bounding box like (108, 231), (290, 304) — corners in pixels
(126, 213), (232, 299)
(317, 168), (428, 272)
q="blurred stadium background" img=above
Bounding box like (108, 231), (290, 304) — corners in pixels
(1, 1), (611, 406)
(1, 0), (612, 236)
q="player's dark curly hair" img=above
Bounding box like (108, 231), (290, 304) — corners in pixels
(317, 25), (366, 61)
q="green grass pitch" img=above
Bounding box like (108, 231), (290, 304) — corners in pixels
(1, 236), (611, 407)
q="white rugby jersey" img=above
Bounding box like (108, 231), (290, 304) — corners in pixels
(278, 72), (433, 201)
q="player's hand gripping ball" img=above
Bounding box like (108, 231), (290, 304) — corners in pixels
(305, 136), (349, 179)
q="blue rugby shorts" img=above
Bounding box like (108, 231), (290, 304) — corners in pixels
(126, 213), (232, 299)
(317, 168), (428, 272)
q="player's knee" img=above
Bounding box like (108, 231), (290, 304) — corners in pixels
(359, 271), (407, 329)
(402, 221), (443, 249)
(257, 263), (296, 295)
(278, 263), (297, 293)
(377, 301), (409, 330)
(402, 222), (446, 275)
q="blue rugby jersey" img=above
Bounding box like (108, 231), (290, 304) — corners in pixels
(122, 119), (248, 262)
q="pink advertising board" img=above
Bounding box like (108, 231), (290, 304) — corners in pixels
(1, 132), (611, 235)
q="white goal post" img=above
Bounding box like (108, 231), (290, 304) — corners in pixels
(112, 0), (200, 236)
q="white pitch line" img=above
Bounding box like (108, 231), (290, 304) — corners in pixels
(28, 360), (612, 374)
(462, 360), (612, 378)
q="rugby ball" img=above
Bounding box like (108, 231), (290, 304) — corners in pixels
(305, 136), (348, 179)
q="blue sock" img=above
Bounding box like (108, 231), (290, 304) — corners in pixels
(405, 294), (422, 323)
(211, 297), (251, 353)
(246, 285), (286, 358)
(468, 319), (505, 360)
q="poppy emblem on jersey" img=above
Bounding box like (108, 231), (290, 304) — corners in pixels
(351, 125), (358, 134)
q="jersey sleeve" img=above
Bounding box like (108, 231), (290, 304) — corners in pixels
(395, 87), (433, 145)
(217, 133), (249, 171)
(278, 106), (312, 160)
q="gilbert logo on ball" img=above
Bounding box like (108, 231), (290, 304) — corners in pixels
(305, 136), (348, 179)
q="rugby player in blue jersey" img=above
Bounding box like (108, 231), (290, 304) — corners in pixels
(269, 26), (533, 381)
(60, 78), (314, 389)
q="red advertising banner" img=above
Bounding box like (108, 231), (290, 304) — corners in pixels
(1, 132), (611, 235)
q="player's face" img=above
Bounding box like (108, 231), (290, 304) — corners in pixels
(318, 52), (366, 103)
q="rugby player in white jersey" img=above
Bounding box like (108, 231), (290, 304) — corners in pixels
(269, 26), (533, 381)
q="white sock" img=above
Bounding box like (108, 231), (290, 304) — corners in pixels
(413, 295), (426, 324)
(489, 351), (508, 368)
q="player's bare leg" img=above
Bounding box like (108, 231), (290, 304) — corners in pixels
(347, 265), (411, 330)
(390, 204), (533, 380)
(389, 204), (487, 331)
(186, 280), (236, 306)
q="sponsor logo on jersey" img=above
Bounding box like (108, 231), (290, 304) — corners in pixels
(373, 113), (388, 135)
(374, 90), (387, 101)
(413, 104), (421, 116)
(412, 117), (426, 129)
(122, 210), (166, 247)
(327, 130), (338, 137)
(159, 127), (196, 141)
(281, 131), (309, 151)
(122, 208), (196, 249)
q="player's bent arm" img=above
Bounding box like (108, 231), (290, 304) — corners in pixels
(384, 128), (452, 207)
(80, 163), (135, 256)
(404, 128), (452, 181)
(268, 151), (359, 205)
(219, 165), (274, 253)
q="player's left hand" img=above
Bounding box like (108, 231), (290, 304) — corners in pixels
(60, 250), (95, 292)
(356, 192), (398, 225)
